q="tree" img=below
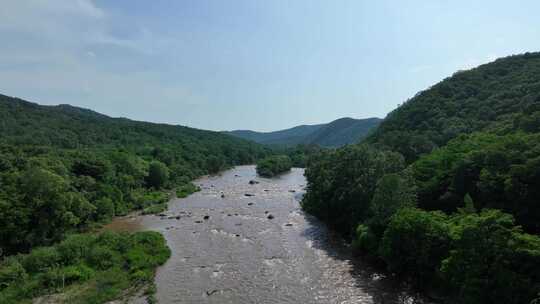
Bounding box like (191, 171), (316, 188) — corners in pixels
(206, 155), (225, 174)
(380, 208), (451, 286)
(20, 168), (76, 248)
(367, 171), (417, 237)
(146, 161), (169, 189)
(441, 210), (540, 304)
(302, 145), (405, 236)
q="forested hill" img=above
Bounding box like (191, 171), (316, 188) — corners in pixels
(301, 52), (540, 303)
(227, 124), (324, 146)
(366, 52), (540, 162)
(0, 94), (266, 155)
(0, 94), (270, 255)
(227, 117), (382, 147)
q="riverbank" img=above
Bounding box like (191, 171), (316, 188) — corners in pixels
(107, 165), (431, 304)
(0, 231), (169, 304)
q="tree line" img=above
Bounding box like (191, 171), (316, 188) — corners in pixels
(0, 95), (272, 302)
(301, 52), (540, 303)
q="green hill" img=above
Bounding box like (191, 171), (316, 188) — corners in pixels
(227, 124), (324, 146)
(227, 117), (381, 147)
(366, 52), (540, 162)
(0, 94), (269, 254)
(301, 52), (540, 303)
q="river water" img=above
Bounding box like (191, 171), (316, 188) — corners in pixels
(107, 166), (429, 304)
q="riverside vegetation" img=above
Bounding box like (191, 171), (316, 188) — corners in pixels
(0, 231), (170, 303)
(256, 155), (293, 177)
(0, 95), (270, 302)
(301, 52), (540, 304)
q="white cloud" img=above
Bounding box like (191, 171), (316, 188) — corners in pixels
(0, 0), (201, 124)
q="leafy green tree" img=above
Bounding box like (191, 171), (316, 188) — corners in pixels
(380, 208), (451, 286)
(302, 145), (405, 235)
(367, 171), (417, 236)
(94, 197), (115, 221)
(146, 161), (169, 189)
(206, 155), (225, 174)
(20, 168), (76, 247)
(441, 210), (540, 304)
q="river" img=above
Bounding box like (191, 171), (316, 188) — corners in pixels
(107, 165), (429, 304)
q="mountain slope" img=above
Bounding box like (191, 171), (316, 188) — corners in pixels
(228, 124), (324, 146)
(228, 117), (382, 147)
(0, 94), (270, 254)
(304, 117), (382, 147)
(0, 95), (267, 155)
(301, 52), (540, 303)
(366, 52), (540, 162)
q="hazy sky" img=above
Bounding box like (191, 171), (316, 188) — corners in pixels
(1, 1), (540, 131)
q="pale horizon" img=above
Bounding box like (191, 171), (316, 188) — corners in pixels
(1, 1), (540, 131)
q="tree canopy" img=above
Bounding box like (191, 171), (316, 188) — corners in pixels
(0, 94), (271, 255)
(301, 52), (540, 303)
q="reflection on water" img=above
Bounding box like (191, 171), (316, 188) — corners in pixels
(108, 166), (432, 304)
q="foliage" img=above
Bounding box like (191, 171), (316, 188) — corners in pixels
(274, 144), (323, 168)
(302, 52), (540, 302)
(367, 171), (417, 237)
(0, 94), (270, 255)
(301, 144), (405, 236)
(367, 52), (540, 162)
(176, 182), (200, 198)
(380, 208), (451, 286)
(146, 161), (169, 189)
(441, 210), (540, 304)
(0, 231), (170, 304)
(256, 155), (292, 177)
(412, 132), (540, 233)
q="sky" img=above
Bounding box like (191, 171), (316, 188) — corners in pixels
(1, 1), (540, 132)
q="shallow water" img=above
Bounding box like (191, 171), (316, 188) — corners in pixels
(107, 166), (430, 304)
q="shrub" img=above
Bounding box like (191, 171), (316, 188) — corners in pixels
(0, 231), (170, 303)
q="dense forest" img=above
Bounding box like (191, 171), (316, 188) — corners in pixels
(228, 117), (382, 147)
(302, 52), (540, 304)
(0, 94), (271, 301)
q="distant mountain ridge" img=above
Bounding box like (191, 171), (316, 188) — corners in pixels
(227, 117), (382, 147)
